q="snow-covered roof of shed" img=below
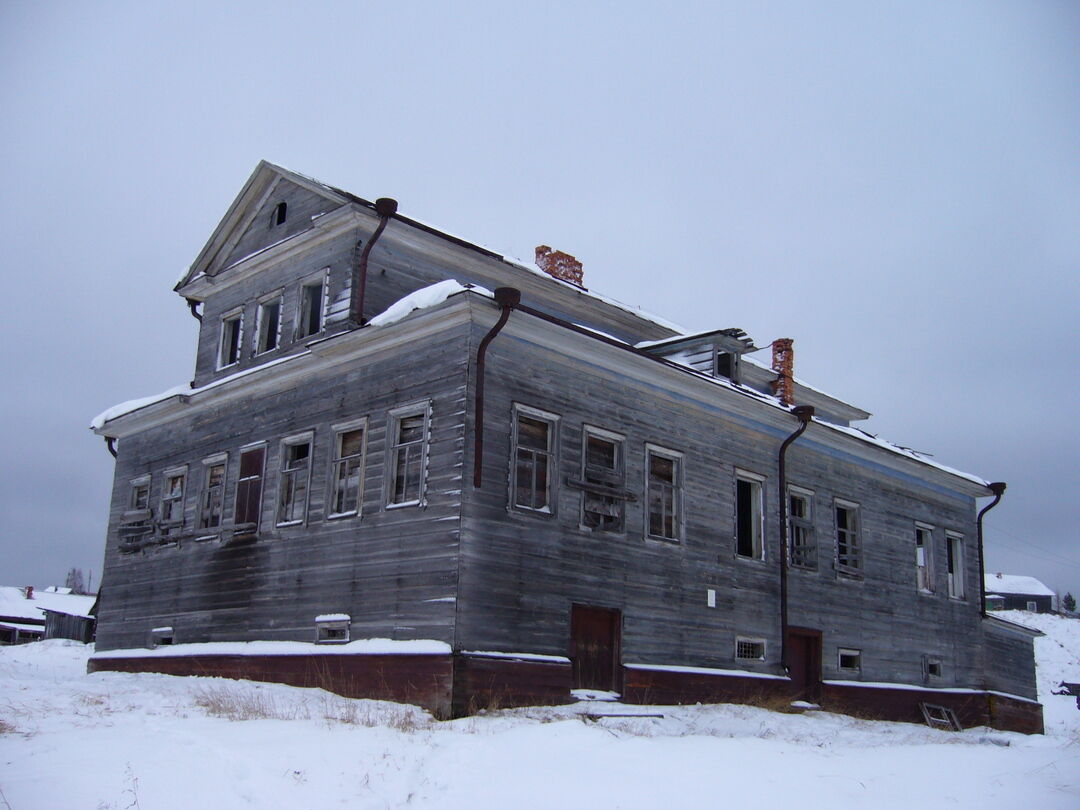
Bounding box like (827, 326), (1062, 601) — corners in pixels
(0, 586), (96, 621)
(984, 574), (1055, 597)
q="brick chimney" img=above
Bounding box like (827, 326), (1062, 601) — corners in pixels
(24, 585), (33, 600)
(535, 245), (584, 287)
(771, 338), (795, 406)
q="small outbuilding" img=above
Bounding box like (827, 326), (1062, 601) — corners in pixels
(0, 586), (97, 644)
(984, 573), (1055, 613)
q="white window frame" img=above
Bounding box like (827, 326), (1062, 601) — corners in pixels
(735, 636), (766, 661)
(787, 485), (815, 569)
(644, 443), (683, 542)
(946, 531), (966, 599)
(735, 469), (765, 560)
(160, 465), (188, 528)
(834, 499), (862, 577)
(217, 307), (244, 369)
(915, 522), (936, 594)
(276, 431), (314, 527)
(579, 425), (626, 531)
(328, 418), (367, 519)
(296, 269), (329, 339)
(511, 404), (559, 514)
(198, 453), (228, 531)
(837, 647), (862, 673)
(386, 401), (431, 508)
(129, 474), (151, 512)
(254, 291), (283, 355)
(315, 615), (350, 644)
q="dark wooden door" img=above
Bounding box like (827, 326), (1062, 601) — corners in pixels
(571, 605), (622, 692)
(786, 628), (822, 700)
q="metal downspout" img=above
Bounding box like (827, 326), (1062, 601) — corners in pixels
(350, 197), (399, 325)
(472, 287), (520, 488)
(977, 482), (1006, 617)
(186, 299), (202, 322)
(104, 437), (117, 458)
(778, 405), (815, 673)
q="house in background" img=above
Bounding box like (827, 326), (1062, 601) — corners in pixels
(89, 161), (1042, 732)
(0, 586), (96, 645)
(985, 573), (1056, 613)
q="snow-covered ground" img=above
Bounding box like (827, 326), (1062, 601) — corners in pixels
(2, 614), (1078, 809)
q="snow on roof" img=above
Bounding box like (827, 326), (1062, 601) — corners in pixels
(0, 586), (96, 621)
(368, 280), (490, 327)
(984, 574), (1055, 597)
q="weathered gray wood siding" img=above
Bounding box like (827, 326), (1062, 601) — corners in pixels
(96, 321), (471, 652)
(220, 180), (339, 270)
(457, 306), (1011, 695)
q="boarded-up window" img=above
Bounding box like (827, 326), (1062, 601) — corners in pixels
(330, 426), (365, 517)
(835, 501), (861, 575)
(298, 279), (324, 338)
(199, 461), (226, 529)
(277, 438), (312, 525)
(736, 474), (764, 559)
(916, 524), (935, 593)
(582, 429), (624, 531)
(256, 297), (281, 354)
(388, 405), (429, 506)
(788, 487), (815, 568)
(513, 407), (557, 512)
(235, 446), (266, 527)
(646, 446), (681, 541)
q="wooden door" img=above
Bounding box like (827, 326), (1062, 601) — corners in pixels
(786, 627), (822, 700)
(571, 605), (622, 692)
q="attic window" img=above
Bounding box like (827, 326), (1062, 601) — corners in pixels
(716, 351), (740, 384)
(273, 201), (287, 226)
(315, 614), (350, 643)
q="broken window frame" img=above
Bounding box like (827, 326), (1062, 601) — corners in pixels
(234, 442), (267, 530)
(387, 402), (431, 508)
(946, 532), (966, 599)
(277, 432), (314, 527)
(328, 418), (366, 518)
(735, 636), (766, 661)
(915, 522), (936, 594)
(922, 654), (943, 682)
(511, 404), (558, 514)
(198, 454), (228, 531)
(217, 307), (244, 369)
(129, 475), (151, 511)
(159, 466), (187, 531)
(580, 425), (625, 532)
(787, 485), (816, 569)
(296, 270), (328, 339)
(645, 444), (683, 542)
(735, 470), (765, 560)
(254, 291), (283, 355)
(834, 499), (862, 577)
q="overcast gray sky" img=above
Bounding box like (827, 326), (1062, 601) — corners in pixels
(1, 1), (1077, 598)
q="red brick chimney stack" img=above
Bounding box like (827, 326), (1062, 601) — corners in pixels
(535, 245), (584, 287)
(771, 338), (795, 407)
(24, 585), (34, 600)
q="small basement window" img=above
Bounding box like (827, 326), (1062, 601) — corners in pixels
(923, 655), (943, 680)
(315, 614), (350, 644)
(735, 636), (766, 661)
(150, 626), (174, 647)
(838, 648), (862, 672)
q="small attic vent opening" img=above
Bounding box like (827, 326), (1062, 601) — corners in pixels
(273, 201), (288, 226)
(315, 614), (351, 644)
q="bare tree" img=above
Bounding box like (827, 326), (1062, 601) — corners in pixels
(65, 567), (86, 595)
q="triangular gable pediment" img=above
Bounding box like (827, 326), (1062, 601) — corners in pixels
(175, 161), (353, 291)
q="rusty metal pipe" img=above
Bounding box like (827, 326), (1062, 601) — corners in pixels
(472, 287), (520, 488)
(977, 482), (1006, 617)
(350, 197), (398, 325)
(778, 405), (814, 674)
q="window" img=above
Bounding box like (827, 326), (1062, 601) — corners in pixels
(1026, 600), (1038, 612)
(915, 523), (935, 593)
(788, 487), (815, 568)
(198, 455), (227, 530)
(129, 476), (150, 510)
(297, 275), (326, 338)
(512, 405), (557, 512)
(150, 626), (174, 647)
(272, 201), (287, 226)
(255, 295), (282, 354)
(218, 309), (243, 368)
(234, 444), (266, 529)
(922, 655), (943, 681)
(277, 435), (313, 525)
(735, 472), (764, 559)
(735, 637), (766, 661)
(581, 427), (625, 531)
(329, 421), (366, 517)
(388, 403), (430, 506)
(160, 468), (187, 526)
(835, 500), (861, 576)
(946, 532), (965, 599)
(645, 445), (682, 541)
(838, 648), (862, 672)
(315, 614), (350, 643)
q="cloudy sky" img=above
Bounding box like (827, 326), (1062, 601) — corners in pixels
(2, 2), (1077, 598)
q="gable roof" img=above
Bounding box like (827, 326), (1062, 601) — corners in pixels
(0, 586), (96, 622)
(984, 574), (1055, 597)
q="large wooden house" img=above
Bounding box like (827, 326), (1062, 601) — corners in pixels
(90, 161), (1042, 731)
